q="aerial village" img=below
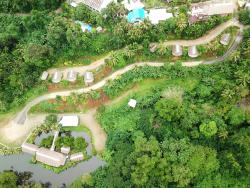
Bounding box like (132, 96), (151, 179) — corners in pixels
(0, 0), (250, 187)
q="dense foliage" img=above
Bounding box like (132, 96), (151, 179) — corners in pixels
(71, 28), (250, 187)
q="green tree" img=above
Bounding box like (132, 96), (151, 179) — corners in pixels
(199, 121), (218, 138)
(0, 171), (17, 188)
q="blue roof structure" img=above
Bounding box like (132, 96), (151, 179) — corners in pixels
(127, 8), (146, 23)
(75, 21), (92, 32)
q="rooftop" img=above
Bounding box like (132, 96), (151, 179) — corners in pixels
(59, 115), (79, 127)
(127, 8), (146, 23)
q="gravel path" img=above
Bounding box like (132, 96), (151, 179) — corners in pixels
(159, 19), (244, 47)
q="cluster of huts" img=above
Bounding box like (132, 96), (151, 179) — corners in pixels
(21, 115), (84, 168)
(41, 70), (94, 85)
(150, 33), (232, 57)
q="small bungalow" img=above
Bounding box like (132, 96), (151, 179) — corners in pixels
(67, 70), (78, 82)
(21, 143), (39, 155)
(220, 33), (231, 45)
(59, 115), (79, 127)
(149, 43), (158, 53)
(61, 147), (71, 155)
(172, 44), (183, 57)
(75, 21), (92, 32)
(128, 99), (137, 108)
(69, 0), (113, 12)
(36, 148), (66, 167)
(52, 71), (62, 83)
(148, 9), (173, 25)
(127, 8), (146, 23)
(70, 152), (84, 161)
(84, 72), (94, 86)
(188, 46), (199, 58)
(41, 71), (48, 81)
(245, 2), (250, 9)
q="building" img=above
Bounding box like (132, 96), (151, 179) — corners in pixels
(36, 148), (66, 167)
(84, 72), (94, 86)
(122, 0), (144, 11)
(52, 71), (62, 83)
(172, 44), (183, 57)
(67, 70), (78, 82)
(69, 0), (114, 12)
(128, 99), (137, 108)
(148, 9), (173, 25)
(59, 115), (79, 127)
(61, 147), (71, 155)
(21, 143), (39, 155)
(70, 152), (84, 161)
(189, 0), (237, 23)
(149, 43), (158, 53)
(127, 8), (146, 23)
(245, 2), (250, 9)
(41, 71), (48, 81)
(188, 46), (199, 58)
(75, 21), (92, 32)
(220, 33), (231, 45)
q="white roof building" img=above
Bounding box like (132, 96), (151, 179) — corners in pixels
(245, 2), (250, 9)
(67, 70), (78, 82)
(59, 115), (79, 127)
(128, 99), (137, 108)
(36, 148), (66, 167)
(61, 147), (71, 155)
(148, 9), (173, 25)
(190, 0), (237, 17)
(70, 152), (84, 161)
(84, 72), (94, 85)
(188, 46), (199, 58)
(122, 0), (144, 11)
(69, 0), (114, 12)
(172, 44), (183, 57)
(21, 143), (39, 155)
(41, 71), (49, 81)
(52, 71), (62, 83)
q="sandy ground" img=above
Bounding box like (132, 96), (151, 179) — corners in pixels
(79, 110), (107, 153)
(0, 115), (46, 147)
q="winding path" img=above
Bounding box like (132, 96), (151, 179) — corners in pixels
(0, 21), (246, 151)
(158, 19), (244, 47)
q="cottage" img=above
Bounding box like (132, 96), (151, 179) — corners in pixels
(41, 71), (48, 81)
(21, 143), (39, 155)
(245, 2), (250, 9)
(128, 99), (137, 108)
(188, 46), (199, 58)
(52, 71), (62, 83)
(36, 148), (66, 167)
(149, 43), (158, 53)
(70, 152), (84, 161)
(220, 33), (231, 45)
(75, 21), (92, 32)
(61, 147), (71, 155)
(84, 72), (94, 86)
(67, 70), (78, 82)
(172, 44), (183, 57)
(59, 115), (79, 127)
(148, 9), (173, 25)
(69, 0), (113, 12)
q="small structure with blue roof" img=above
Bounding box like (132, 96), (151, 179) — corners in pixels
(75, 21), (92, 32)
(127, 8), (146, 23)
